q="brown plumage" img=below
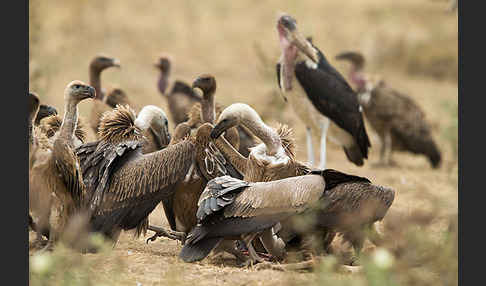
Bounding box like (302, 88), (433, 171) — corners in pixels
(29, 92), (40, 149)
(179, 169), (393, 265)
(29, 80), (95, 250)
(155, 55), (202, 125)
(39, 115), (87, 148)
(76, 105), (199, 243)
(146, 75), (245, 243)
(335, 51), (442, 168)
(34, 104), (58, 126)
(208, 103), (313, 264)
(134, 105), (172, 154)
(88, 55), (129, 137)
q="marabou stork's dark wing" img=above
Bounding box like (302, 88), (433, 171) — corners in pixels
(294, 49), (371, 159)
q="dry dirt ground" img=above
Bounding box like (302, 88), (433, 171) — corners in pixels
(29, 0), (457, 285)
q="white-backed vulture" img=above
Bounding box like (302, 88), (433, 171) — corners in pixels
(134, 105), (172, 154)
(29, 81), (95, 250)
(335, 51), (442, 168)
(76, 105), (235, 244)
(155, 55), (202, 125)
(275, 14), (371, 169)
(207, 103), (311, 264)
(179, 168), (394, 266)
(146, 75), (243, 243)
(88, 55), (127, 137)
(29, 92), (40, 150)
(34, 104), (58, 126)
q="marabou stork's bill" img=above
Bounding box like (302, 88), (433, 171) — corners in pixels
(276, 14), (371, 169)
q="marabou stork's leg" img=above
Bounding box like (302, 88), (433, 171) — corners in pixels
(306, 127), (315, 167)
(146, 225), (187, 244)
(318, 119), (330, 170)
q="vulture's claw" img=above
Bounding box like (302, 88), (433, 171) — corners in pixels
(146, 225), (187, 244)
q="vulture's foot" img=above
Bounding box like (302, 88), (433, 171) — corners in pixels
(146, 225), (186, 244)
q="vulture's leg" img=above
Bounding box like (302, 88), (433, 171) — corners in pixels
(146, 225), (186, 244)
(241, 233), (265, 267)
(306, 127), (315, 167)
(321, 228), (337, 254)
(318, 119), (330, 170)
(213, 240), (249, 264)
(259, 228), (287, 261)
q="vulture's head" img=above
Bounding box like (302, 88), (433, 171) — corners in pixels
(28, 92), (40, 123)
(64, 80), (96, 103)
(105, 88), (129, 108)
(211, 103), (259, 139)
(154, 55), (171, 74)
(90, 55), (121, 72)
(192, 74), (217, 99)
(276, 14), (319, 64)
(35, 104), (58, 126)
(335, 51), (366, 71)
(135, 105), (171, 148)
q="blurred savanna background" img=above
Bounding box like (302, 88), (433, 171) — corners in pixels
(29, 0), (458, 285)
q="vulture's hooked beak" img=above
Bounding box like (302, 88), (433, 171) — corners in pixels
(112, 58), (121, 68)
(210, 119), (235, 139)
(86, 86), (96, 99)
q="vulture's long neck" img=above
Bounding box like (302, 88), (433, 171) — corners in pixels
(89, 66), (103, 100)
(59, 99), (79, 146)
(201, 94), (215, 124)
(241, 116), (281, 156)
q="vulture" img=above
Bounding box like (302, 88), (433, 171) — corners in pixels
(275, 14), (371, 169)
(146, 75), (243, 244)
(335, 51), (442, 168)
(155, 54), (202, 125)
(76, 104), (236, 244)
(88, 55), (132, 137)
(208, 103), (312, 264)
(179, 169), (394, 266)
(134, 105), (172, 154)
(29, 81), (95, 250)
(28, 92), (41, 149)
(34, 104), (58, 126)
(154, 57), (257, 156)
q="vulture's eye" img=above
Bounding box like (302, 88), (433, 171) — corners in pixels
(74, 85), (81, 89)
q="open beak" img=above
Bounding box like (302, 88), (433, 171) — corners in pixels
(289, 29), (319, 63)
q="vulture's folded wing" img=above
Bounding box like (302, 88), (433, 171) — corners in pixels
(52, 139), (86, 209)
(75, 139), (143, 213)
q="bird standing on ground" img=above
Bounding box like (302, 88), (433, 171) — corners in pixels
(29, 81), (95, 250)
(275, 14), (371, 169)
(335, 51), (442, 168)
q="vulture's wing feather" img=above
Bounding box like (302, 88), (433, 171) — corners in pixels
(52, 139), (86, 209)
(87, 140), (195, 232)
(76, 140), (143, 213)
(196, 176), (249, 223)
(223, 174), (326, 218)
